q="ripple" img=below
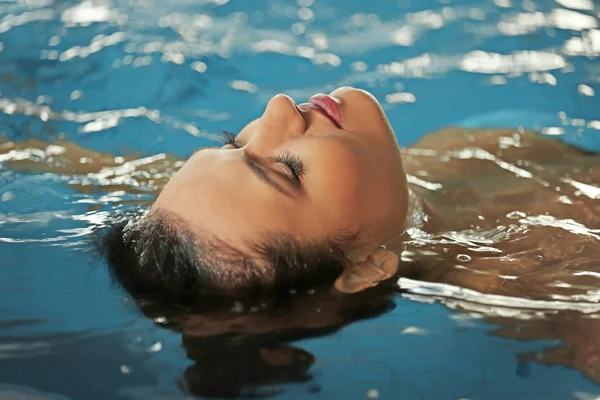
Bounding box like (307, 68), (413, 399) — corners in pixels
(498, 9), (598, 36)
(519, 214), (600, 240)
(0, 96), (217, 139)
(0, 9), (54, 34)
(460, 50), (567, 74)
(555, 0), (594, 11)
(399, 277), (600, 313)
(61, 1), (125, 27)
(1, 0), (600, 396)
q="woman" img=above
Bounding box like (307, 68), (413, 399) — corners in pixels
(6, 86), (598, 299)
(99, 85), (600, 299)
(104, 86), (411, 297)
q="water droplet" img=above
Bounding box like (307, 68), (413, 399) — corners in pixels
(456, 254), (472, 263)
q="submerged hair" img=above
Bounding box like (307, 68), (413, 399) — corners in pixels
(100, 208), (350, 300)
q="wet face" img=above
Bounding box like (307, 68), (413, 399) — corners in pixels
(155, 87), (409, 266)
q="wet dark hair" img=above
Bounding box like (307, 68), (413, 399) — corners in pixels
(179, 290), (396, 398)
(99, 209), (394, 398)
(100, 207), (351, 300)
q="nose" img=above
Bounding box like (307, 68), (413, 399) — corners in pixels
(245, 94), (307, 154)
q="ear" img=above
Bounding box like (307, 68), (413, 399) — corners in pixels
(334, 247), (399, 294)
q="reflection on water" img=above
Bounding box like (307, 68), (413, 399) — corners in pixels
(2, 127), (600, 396)
(406, 292), (600, 386)
(138, 288), (396, 398)
(1, 0), (600, 398)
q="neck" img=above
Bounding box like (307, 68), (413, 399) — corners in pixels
(381, 189), (424, 254)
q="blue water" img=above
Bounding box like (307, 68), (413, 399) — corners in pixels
(1, 0), (600, 398)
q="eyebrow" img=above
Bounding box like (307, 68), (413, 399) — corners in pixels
(190, 146), (299, 197)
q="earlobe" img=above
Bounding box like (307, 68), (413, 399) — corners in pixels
(334, 247), (399, 294)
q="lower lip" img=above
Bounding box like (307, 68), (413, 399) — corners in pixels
(308, 94), (343, 128)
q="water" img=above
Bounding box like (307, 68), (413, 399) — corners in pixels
(1, 0), (600, 398)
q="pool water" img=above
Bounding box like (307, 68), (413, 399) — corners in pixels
(1, 0), (600, 398)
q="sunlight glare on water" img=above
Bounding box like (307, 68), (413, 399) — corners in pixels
(1, 0), (600, 399)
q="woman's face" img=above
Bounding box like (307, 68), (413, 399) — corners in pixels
(155, 87), (409, 262)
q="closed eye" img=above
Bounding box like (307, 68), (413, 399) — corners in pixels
(220, 130), (304, 185)
(275, 151), (304, 183)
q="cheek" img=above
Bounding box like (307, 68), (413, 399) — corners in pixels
(309, 156), (369, 224)
(310, 146), (406, 232)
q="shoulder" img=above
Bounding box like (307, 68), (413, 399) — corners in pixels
(408, 127), (588, 162)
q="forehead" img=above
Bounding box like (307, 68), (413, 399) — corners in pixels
(154, 130), (386, 252)
(155, 148), (302, 247)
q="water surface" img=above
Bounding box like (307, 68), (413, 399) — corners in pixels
(1, 0), (600, 398)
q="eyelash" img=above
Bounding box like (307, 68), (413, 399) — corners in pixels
(275, 151), (304, 182)
(220, 130), (241, 148)
(219, 131), (304, 182)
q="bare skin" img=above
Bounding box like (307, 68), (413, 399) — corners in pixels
(154, 87), (409, 275)
(401, 127), (600, 300)
(3, 117), (600, 387)
(2, 121), (599, 297)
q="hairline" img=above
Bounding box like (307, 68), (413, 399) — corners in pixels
(148, 206), (354, 288)
(146, 207), (266, 287)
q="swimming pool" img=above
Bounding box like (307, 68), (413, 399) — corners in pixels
(1, 0), (600, 398)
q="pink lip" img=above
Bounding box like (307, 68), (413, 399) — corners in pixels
(308, 94), (342, 128)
